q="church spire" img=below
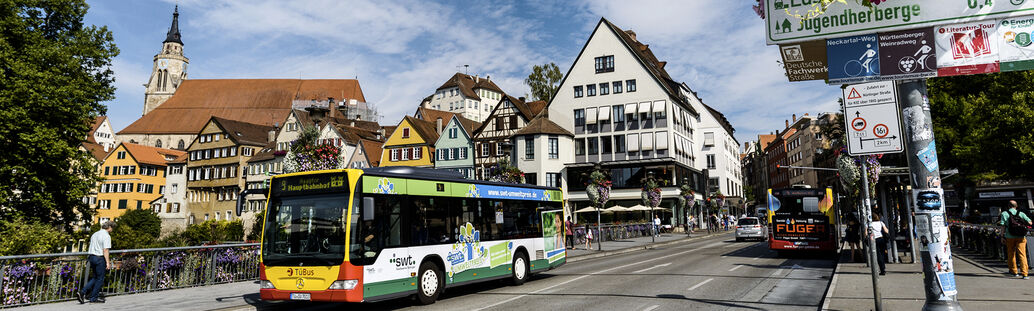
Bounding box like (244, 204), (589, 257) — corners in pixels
(164, 5), (182, 45)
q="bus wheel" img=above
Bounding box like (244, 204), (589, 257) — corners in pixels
(510, 251), (529, 286)
(416, 261), (442, 305)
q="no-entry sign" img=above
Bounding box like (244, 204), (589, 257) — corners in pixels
(842, 81), (904, 156)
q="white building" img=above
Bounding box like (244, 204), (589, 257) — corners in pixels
(687, 94), (742, 204)
(154, 154), (188, 235)
(546, 18), (711, 228)
(423, 73), (506, 123)
(512, 114), (575, 211)
(88, 116), (118, 151)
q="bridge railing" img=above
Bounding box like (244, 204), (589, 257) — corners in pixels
(0, 243), (260, 308)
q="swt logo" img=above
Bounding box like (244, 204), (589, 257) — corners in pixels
(389, 255), (415, 268)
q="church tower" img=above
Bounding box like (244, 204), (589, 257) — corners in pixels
(143, 5), (189, 115)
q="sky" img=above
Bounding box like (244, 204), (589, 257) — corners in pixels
(84, 0), (843, 148)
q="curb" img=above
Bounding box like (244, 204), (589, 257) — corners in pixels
(819, 243), (845, 311)
(566, 232), (730, 263)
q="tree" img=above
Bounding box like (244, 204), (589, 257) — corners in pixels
(0, 1), (119, 231)
(246, 211), (264, 242)
(111, 209), (162, 249)
(928, 72), (1034, 183)
(524, 63), (563, 102)
(0, 218), (70, 255)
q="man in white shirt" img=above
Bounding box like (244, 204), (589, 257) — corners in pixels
(653, 215), (661, 236)
(78, 221), (114, 304)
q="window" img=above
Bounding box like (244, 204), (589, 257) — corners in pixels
(613, 81), (623, 93)
(524, 136), (535, 159)
(574, 86), (583, 98)
(615, 135), (626, 153)
(704, 132), (715, 146)
(546, 173), (562, 188)
(626, 79), (637, 92)
(496, 142), (504, 156)
(460, 147), (467, 159)
(449, 128), (458, 139)
(586, 84), (596, 96)
(613, 105), (625, 127)
(155, 140), (163, 148)
(548, 136), (559, 159)
(117, 151), (126, 159)
(243, 147), (253, 156)
(437, 150), (445, 161)
(574, 109), (585, 127)
(707, 154), (716, 169)
(391, 149), (399, 161)
(171, 183), (178, 194)
(481, 144), (490, 156)
(509, 115), (517, 129)
(401, 148), (410, 161)
(601, 136), (612, 154)
(594, 55), (615, 73)
(177, 140), (185, 149)
(402, 128), (411, 138)
(413, 147), (422, 160)
(575, 138), (585, 156)
(599, 83), (609, 95)
(587, 137), (599, 155)
(118, 199), (127, 210)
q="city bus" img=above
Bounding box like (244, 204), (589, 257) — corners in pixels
(766, 187), (837, 254)
(255, 167), (566, 304)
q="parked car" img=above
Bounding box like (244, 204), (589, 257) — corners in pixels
(735, 217), (767, 242)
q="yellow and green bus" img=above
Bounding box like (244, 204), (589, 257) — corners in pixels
(256, 167), (567, 304)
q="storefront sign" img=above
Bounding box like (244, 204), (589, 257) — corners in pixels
(935, 21), (1001, 76)
(766, 0), (1034, 45)
(978, 191), (1015, 198)
(780, 40), (829, 81)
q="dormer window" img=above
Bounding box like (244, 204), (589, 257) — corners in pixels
(595, 55), (615, 73)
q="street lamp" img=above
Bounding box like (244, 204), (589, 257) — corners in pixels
(584, 163), (606, 251)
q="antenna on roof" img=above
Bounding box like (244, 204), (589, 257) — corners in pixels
(457, 64), (469, 75)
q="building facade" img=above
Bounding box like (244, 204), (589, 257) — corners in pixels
(154, 154), (187, 234)
(547, 18), (709, 227)
(380, 116), (438, 168)
(512, 115), (575, 205)
(424, 73), (506, 123)
(473, 96), (545, 179)
(434, 115), (480, 179)
(95, 142), (185, 224)
(185, 117), (272, 225)
(692, 102), (742, 212)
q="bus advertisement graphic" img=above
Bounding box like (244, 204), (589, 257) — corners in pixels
(542, 210), (565, 263)
(447, 223), (487, 278)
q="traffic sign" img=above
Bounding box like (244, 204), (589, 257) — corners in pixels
(842, 81), (903, 156)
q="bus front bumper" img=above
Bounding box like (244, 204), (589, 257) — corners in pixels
(260, 288), (362, 303)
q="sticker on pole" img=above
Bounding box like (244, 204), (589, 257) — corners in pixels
(842, 81), (904, 156)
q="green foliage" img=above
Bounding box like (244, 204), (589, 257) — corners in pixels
(182, 220), (245, 245)
(489, 158), (525, 184)
(110, 209), (162, 249)
(0, 0), (119, 231)
(525, 63), (563, 102)
(0, 218), (71, 255)
(157, 229), (189, 247)
(247, 212), (264, 242)
(928, 71), (1034, 182)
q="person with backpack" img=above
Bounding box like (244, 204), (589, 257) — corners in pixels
(998, 200), (1032, 279)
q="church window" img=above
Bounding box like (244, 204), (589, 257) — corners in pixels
(156, 140), (162, 148)
(177, 140), (185, 149)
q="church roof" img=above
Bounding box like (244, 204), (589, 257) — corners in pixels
(119, 79), (365, 135)
(164, 5), (182, 45)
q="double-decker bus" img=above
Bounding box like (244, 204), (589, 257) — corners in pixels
(766, 187), (837, 254)
(255, 167), (567, 304)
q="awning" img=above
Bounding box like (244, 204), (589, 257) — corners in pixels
(598, 106), (611, 121)
(653, 100), (666, 113)
(586, 107), (598, 125)
(656, 132), (669, 150)
(627, 204), (652, 211)
(641, 132), (654, 150)
(638, 101), (651, 114)
(627, 133), (640, 151)
(652, 207), (672, 212)
(604, 205), (632, 213)
(574, 206), (608, 213)
(625, 103), (637, 115)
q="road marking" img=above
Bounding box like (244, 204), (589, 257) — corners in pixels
(687, 278), (714, 291)
(642, 305), (660, 311)
(473, 242), (709, 311)
(728, 265), (743, 272)
(633, 262), (672, 273)
(724, 243), (741, 248)
(703, 241), (724, 248)
(752, 256), (760, 261)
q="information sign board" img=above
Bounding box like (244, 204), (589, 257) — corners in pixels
(842, 81), (904, 156)
(878, 28), (938, 79)
(935, 21), (1001, 76)
(827, 34), (881, 83)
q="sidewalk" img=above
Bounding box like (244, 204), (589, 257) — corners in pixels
(18, 231), (724, 311)
(823, 246), (1034, 310)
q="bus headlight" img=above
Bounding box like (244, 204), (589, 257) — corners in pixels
(328, 280), (358, 290)
(260, 280), (275, 289)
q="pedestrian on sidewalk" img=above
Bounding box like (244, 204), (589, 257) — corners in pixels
(584, 227), (594, 250)
(653, 215), (661, 236)
(688, 215), (696, 234)
(845, 216), (862, 262)
(999, 200), (1031, 279)
(78, 221), (114, 304)
(565, 216), (574, 250)
(870, 214), (890, 275)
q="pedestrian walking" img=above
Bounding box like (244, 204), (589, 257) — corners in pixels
(653, 215), (661, 236)
(565, 216), (574, 250)
(584, 227), (594, 250)
(688, 215), (696, 234)
(870, 214), (890, 275)
(77, 221), (114, 304)
(845, 217), (862, 262)
(999, 200), (1031, 279)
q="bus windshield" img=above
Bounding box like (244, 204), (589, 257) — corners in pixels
(262, 194), (349, 266)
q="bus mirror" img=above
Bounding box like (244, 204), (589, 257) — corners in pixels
(363, 197), (375, 221)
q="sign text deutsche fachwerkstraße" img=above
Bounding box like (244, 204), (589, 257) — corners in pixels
(766, 0), (1034, 45)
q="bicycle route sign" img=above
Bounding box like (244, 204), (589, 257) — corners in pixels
(828, 34), (881, 84)
(842, 81), (904, 156)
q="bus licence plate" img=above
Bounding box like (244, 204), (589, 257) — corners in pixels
(290, 293), (311, 300)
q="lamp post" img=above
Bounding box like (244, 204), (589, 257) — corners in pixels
(646, 171), (657, 243)
(584, 163), (607, 251)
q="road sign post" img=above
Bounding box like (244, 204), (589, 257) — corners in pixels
(897, 80), (963, 311)
(843, 81), (905, 155)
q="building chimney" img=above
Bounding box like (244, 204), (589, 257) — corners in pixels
(475, 74), (479, 83)
(355, 114), (361, 121)
(436, 118), (443, 134)
(518, 96), (526, 103)
(792, 114), (797, 122)
(268, 123), (278, 143)
(625, 30), (637, 42)
(785, 120), (789, 128)
(804, 112), (809, 116)
(658, 61), (667, 69)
